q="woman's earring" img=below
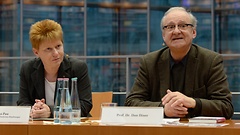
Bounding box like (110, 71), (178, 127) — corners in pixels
(162, 42), (165, 46)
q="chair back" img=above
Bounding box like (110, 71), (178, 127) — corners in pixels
(90, 91), (113, 117)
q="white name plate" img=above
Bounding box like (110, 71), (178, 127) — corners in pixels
(0, 106), (31, 123)
(101, 107), (163, 125)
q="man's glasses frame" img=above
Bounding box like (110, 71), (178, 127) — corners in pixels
(162, 24), (194, 32)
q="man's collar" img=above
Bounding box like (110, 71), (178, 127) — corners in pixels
(170, 52), (189, 69)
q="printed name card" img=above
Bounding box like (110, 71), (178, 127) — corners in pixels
(101, 107), (163, 125)
(0, 106), (31, 123)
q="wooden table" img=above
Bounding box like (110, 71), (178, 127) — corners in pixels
(1, 120), (240, 135)
(0, 123), (28, 135)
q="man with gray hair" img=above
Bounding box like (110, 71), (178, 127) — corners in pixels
(125, 7), (233, 119)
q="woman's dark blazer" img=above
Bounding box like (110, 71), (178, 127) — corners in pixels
(17, 55), (92, 117)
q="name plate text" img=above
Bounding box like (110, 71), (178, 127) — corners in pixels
(0, 106), (31, 123)
(101, 107), (163, 125)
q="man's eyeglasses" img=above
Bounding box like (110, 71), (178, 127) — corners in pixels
(163, 24), (194, 31)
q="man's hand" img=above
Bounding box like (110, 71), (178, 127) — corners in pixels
(164, 101), (188, 117)
(162, 89), (196, 117)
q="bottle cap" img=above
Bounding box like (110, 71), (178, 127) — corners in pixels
(71, 77), (78, 81)
(63, 78), (69, 81)
(57, 78), (64, 81)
